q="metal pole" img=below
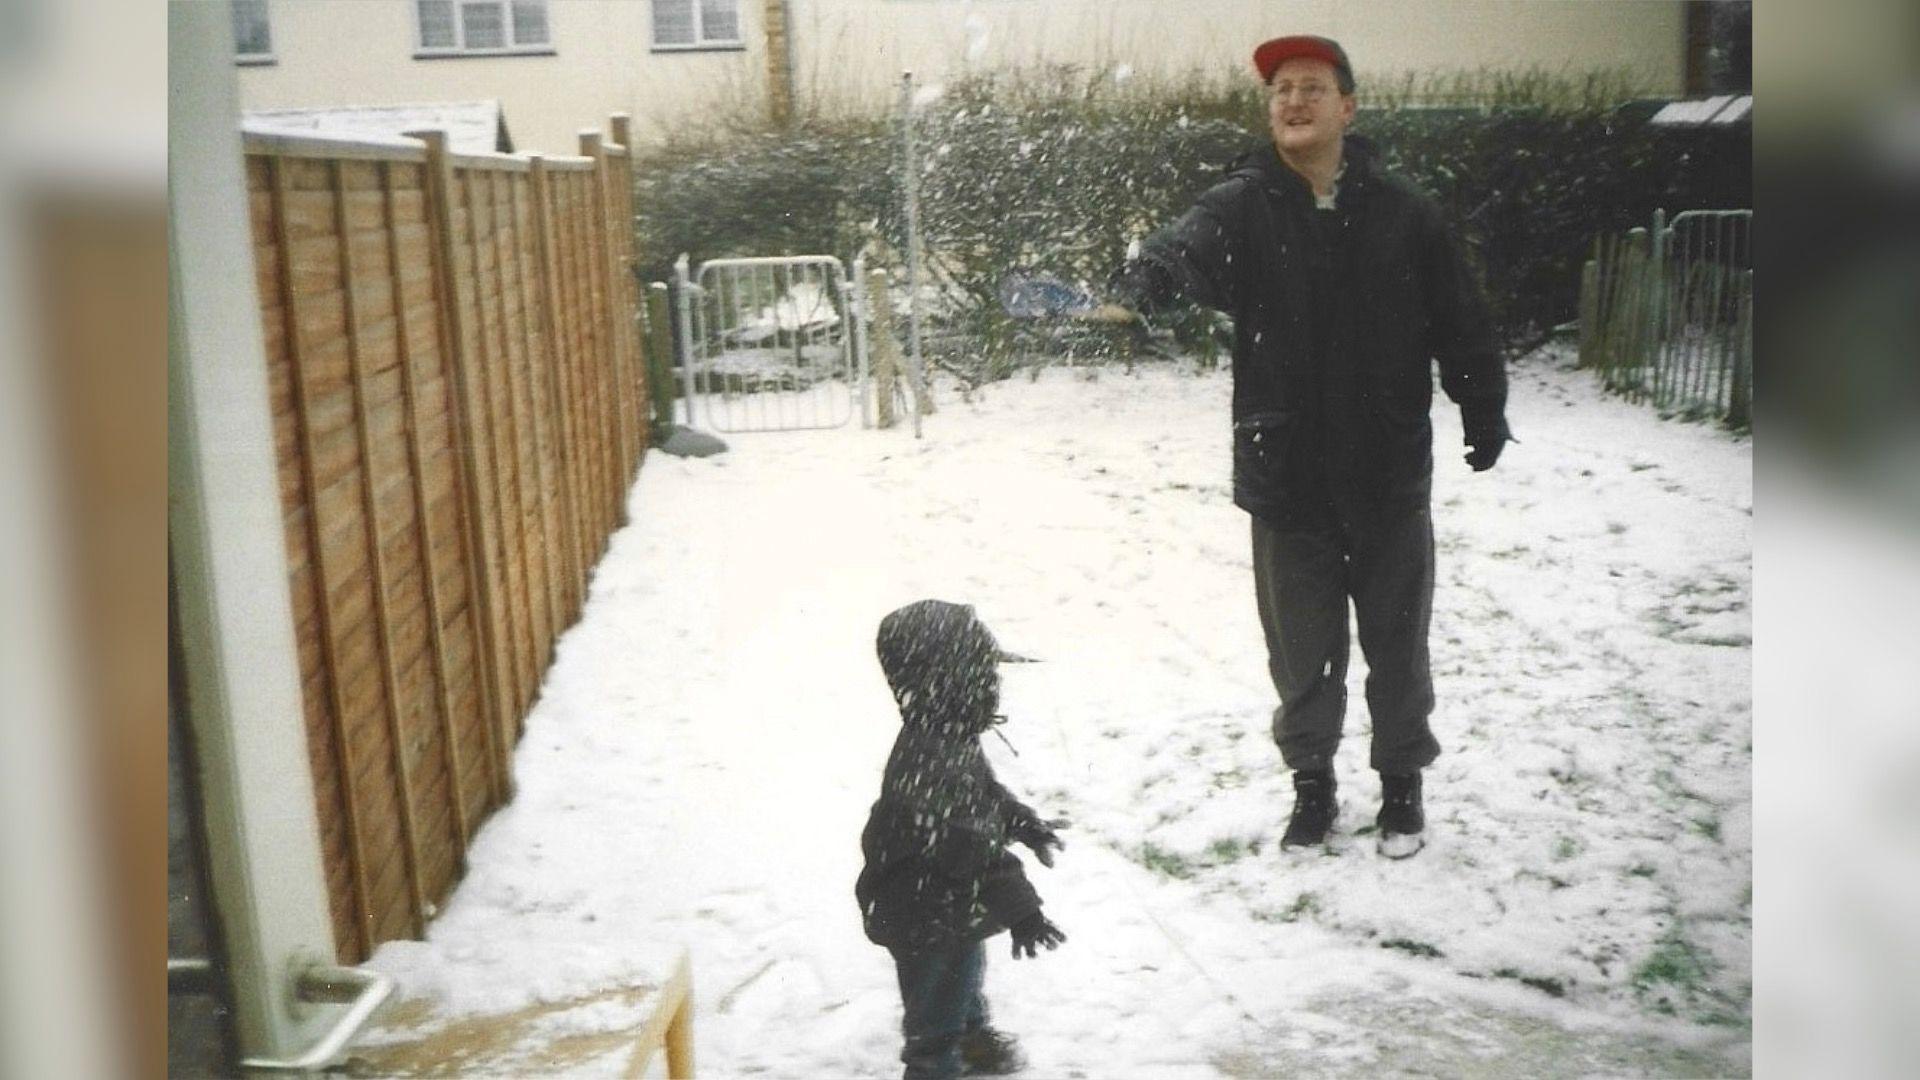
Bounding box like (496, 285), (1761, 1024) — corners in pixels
(899, 71), (927, 405)
(673, 253), (696, 429)
(851, 254), (873, 429)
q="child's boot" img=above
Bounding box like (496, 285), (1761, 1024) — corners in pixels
(902, 1034), (964, 1080)
(959, 1027), (1027, 1075)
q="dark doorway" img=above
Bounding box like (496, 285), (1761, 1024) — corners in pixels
(168, 563), (241, 1077)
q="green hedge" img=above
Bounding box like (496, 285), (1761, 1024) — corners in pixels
(633, 66), (1745, 369)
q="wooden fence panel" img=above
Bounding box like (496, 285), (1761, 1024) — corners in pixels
(391, 154), (501, 842)
(457, 165), (536, 723)
(576, 160), (617, 548)
(499, 170), (558, 680)
(559, 167), (610, 568)
(243, 120), (648, 963)
(380, 159), (477, 867)
(263, 153), (415, 953)
(249, 155), (367, 959)
(527, 158), (587, 625)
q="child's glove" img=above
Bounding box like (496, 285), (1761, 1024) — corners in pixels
(1011, 815), (1071, 868)
(1009, 912), (1067, 959)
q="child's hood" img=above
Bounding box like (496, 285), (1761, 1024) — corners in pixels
(875, 599), (1007, 734)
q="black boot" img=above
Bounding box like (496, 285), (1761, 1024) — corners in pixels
(1376, 771), (1426, 859)
(959, 1027), (1027, 1076)
(1281, 769), (1338, 849)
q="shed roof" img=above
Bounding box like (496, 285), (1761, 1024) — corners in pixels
(240, 100), (512, 154)
(1650, 95), (1752, 127)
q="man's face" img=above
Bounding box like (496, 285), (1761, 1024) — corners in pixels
(1266, 56), (1355, 157)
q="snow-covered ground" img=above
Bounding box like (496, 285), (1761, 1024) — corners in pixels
(369, 345), (1752, 1077)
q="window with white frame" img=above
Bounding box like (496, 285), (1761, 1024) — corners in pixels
(231, 0), (274, 64)
(651, 0), (744, 51)
(415, 0), (553, 57)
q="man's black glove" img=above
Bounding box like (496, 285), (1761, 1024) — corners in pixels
(1010, 814), (1070, 868)
(1009, 912), (1066, 959)
(1461, 402), (1515, 473)
(1465, 439), (1506, 472)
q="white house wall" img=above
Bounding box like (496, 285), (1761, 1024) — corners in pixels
(790, 0), (1687, 112)
(236, 0), (768, 153)
(238, 1), (1684, 149)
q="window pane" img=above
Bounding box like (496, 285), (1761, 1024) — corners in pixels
(510, 0), (549, 46)
(699, 0), (740, 43)
(652, 0), (695, 46)
(460, 1), (506, 49)
(230, 0), (271, 56)
(417, 0), (456, 48)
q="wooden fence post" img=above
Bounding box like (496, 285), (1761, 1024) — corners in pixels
(588, 129), (631, 487)
(1577, 259), (1597, 371)
(868, 268), (900, 429)
(576, 132), (622, 526)
(409, 128), (512, 800)
(1591, 234), (1612, 378)
(610, 113), (647, 472)
(579, 130), (627, 527)
(1599, 233), (1629, 391)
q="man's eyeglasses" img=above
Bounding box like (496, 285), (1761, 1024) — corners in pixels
(1269, 81), (1336, 104)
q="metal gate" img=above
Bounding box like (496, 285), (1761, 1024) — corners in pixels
(673, 255), (871, 433)
(1580, 208), (1753, 427)
(1654, 209), (1753, 423)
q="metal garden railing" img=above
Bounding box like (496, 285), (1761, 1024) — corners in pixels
(1580, 208), (1753, 428)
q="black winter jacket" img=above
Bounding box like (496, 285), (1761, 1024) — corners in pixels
(1115, 136), (1510, 525)
(856, 601), (1045, 951)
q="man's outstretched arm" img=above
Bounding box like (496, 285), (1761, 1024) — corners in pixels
(1091, 182), (1252, 322)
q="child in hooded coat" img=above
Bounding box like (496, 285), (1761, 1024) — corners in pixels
(856, 599), (1069, 1080)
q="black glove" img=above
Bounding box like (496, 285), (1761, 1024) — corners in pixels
(1461, 402), (1514, 473)
(1464, 439), (1506, 472)
(1009, 912), (1066, 959)
(1010, 814), (1070, 868)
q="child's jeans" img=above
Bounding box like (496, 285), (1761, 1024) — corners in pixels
(888, 940), (988, 1079)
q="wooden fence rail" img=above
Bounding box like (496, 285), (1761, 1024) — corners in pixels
(1578, 208), (1753, 429)
(243, 117), (650, 962)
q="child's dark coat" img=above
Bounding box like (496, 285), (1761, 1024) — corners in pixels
(856, 600), (1045, 950)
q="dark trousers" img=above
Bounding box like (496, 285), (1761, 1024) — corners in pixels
(889, 941), (988, 1079)
(1251, 504), (1440, 774)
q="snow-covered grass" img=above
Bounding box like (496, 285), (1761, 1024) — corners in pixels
(369, 344), (1751, 1076)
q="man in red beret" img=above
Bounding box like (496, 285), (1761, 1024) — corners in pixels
(1099, 34), (1512, 859)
